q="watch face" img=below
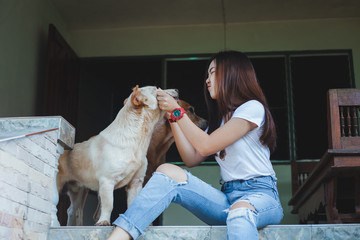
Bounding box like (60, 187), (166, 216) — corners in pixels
(173, 109), (181, 117)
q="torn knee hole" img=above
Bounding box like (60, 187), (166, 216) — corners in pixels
(230, 201), (256, 211)
(155, 172), (187, 184)
(167, 173), (187, 184)
(155, 164), (188, 183)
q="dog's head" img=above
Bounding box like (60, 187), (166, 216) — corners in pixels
(129, 85), (179, 111)
(178, 100), (208, 130)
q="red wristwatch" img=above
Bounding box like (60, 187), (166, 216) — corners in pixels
(169, 108), (186, 123)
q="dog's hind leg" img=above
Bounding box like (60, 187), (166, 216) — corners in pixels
(56, 171), (69, 196)
(95, 178), (114, 226)
(66, 185), (89, 226)
(56, 151), (70, 194)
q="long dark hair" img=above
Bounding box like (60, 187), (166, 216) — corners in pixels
(204, 51), (277, 153)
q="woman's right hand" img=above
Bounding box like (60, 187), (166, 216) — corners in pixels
(157, 88), (180, 113)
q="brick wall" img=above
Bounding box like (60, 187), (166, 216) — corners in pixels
(0, 128), (70, 240)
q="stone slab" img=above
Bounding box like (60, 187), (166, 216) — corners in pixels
(47, 224), (360, 240)
(0, 116), (75, 149)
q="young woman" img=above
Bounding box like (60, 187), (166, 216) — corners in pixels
(107, 51), (283, 240)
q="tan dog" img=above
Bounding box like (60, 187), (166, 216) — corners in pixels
(91, 99), (207, 223)
(56, 85), (178, 226)
(63, 99), (207, 226)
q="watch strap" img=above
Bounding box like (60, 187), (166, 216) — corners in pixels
(169, 107), (186, 123)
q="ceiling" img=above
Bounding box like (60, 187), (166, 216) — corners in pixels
(50, 0), (360, 31)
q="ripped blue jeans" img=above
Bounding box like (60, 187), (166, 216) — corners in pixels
(112, 170), (283, 240)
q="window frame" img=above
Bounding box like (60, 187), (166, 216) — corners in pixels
(163, 50), (355, 166)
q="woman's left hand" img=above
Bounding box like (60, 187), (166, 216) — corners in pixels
(157, 88), (180, 114)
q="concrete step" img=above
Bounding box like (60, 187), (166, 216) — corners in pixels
(47, 224), (360, 240)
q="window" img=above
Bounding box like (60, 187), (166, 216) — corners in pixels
(291, 54), (352, 160)
(163, 51), (354, 164)
(78, 50), (354, 164)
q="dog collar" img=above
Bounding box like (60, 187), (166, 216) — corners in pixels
(169, 107), (186, 123)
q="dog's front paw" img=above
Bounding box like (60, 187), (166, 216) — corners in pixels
(95, 220), (110, 226)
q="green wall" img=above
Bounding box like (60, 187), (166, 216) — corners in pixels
(1, 1), (359, 116)
(0, 0), (71, 117)
(70, 18), (360, 87)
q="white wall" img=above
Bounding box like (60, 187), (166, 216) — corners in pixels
(0, 131), (60, 239)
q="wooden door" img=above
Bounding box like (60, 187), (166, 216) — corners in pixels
(43, 24), (80, 127)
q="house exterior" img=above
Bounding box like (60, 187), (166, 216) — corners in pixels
(0, 0), (360, 239)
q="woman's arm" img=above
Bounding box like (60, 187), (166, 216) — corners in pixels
(169, 122), (206, 167)
(157, 89), (257, 164)
(175, 113), (256, 157)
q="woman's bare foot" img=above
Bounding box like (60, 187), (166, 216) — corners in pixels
(107, 226), (131, 240)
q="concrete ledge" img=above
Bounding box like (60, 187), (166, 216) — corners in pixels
(47, 224), (360, 240)
(0, 116), (75, 149)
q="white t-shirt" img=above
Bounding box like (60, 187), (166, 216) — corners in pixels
(215, 100), (276, 181)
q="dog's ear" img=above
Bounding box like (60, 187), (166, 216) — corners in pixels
(131, 85), (145, 107)
(132, 85), (139, 92)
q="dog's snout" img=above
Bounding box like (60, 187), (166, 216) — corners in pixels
(165, 88), (179, 100)
(174, 89), (180, 100)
